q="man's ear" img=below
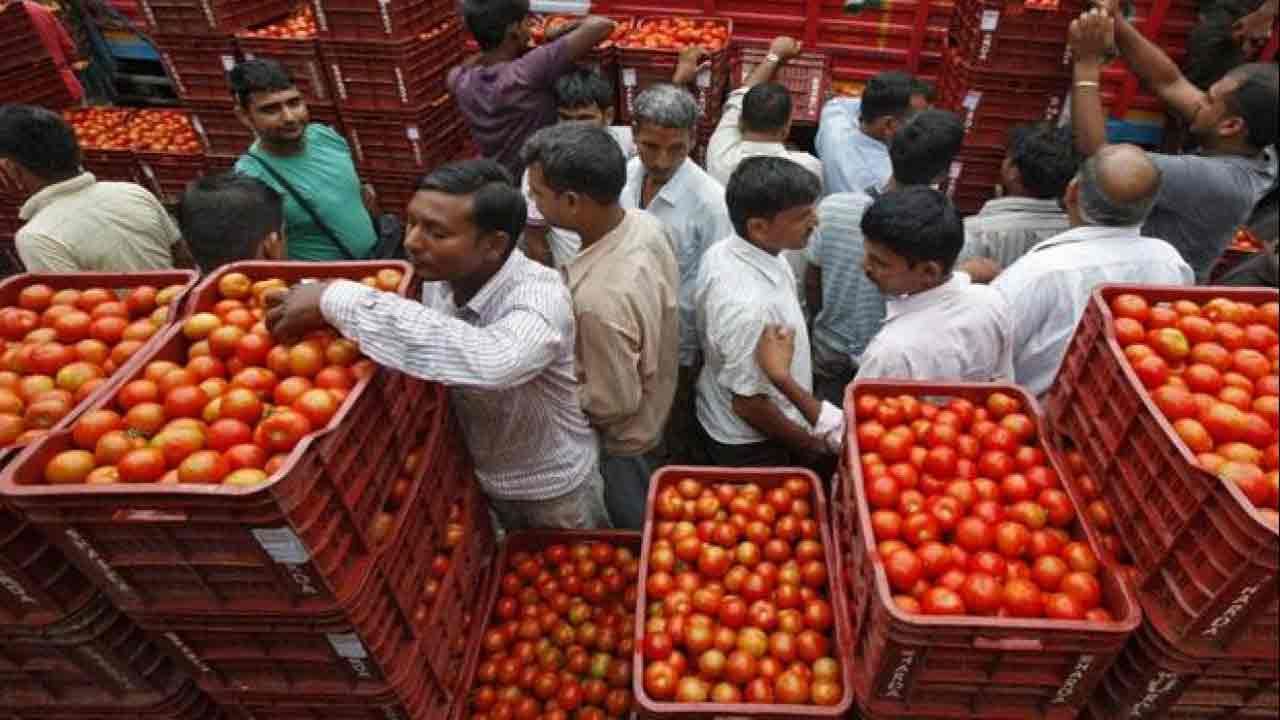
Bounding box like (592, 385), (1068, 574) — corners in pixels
(1064, 177), (1080, 211)
(603, 107), (616, 126)
(263, 231), (285, 260)
(483, 230), (511, 263)
(745, 216), (769, 244)
(1218, 115), (1247, 143)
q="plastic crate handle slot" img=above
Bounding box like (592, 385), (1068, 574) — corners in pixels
(112, 509), (189, 523)
(973, 636), (1043, 651)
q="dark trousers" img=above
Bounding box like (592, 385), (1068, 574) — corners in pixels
(601, 451), (659, 530)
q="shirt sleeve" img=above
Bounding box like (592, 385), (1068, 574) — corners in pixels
(513, 38), (573, 91)
(679, 200), (733, 367)
(706, 89), (746, 173)
(15, 230), (79, 273)
(521, 170), (547, 228)
(320, 279), (563, 390)
(575, 306), (643, 427)
(854, 341), (913, 381)
(708, 301), (772, 398)
(814, 400), (845, 455)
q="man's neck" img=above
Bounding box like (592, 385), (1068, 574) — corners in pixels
(449, 260), (505, 307)
(641, 168), (676, 208)
(741, 129), (782, 144)
(479, 44), (521, 65)
(907, 273), (951, 298)
(1200, 134), (1259, 158)
(577, 205), (627, 249)
(860, 121), (889, 145)
(259, 136), (306, 157)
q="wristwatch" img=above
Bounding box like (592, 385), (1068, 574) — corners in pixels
(765, 53), (782, 64)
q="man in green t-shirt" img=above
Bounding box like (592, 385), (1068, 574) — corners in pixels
(230, 59), (378, 261)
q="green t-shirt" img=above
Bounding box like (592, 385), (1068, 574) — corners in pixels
(235, 124), (377, 261)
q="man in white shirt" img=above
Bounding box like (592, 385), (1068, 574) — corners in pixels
(814, 71), (931, 195)
(959, 123), (1079, 281)
(265, 159), (608, 532)
(694, 156), (827, 467)
(622, 83), (734, 463)
(706, 35), (823, 187)
(993, 144), (1194, 397)
(523, 124), (679, 530)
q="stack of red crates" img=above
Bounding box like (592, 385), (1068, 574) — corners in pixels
(309, 0), (465, 216)
(0, 2), (80, 111)
(0, 261), (497, 720)
(1046, 284), (1279, 718)
(0, 169), (22, 274)
(939, 0), (1082, 213)
(814, 0), (951, 95)
(1101, 0), (1198, 123)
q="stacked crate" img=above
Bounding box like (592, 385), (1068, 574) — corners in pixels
(815, 0), (952, 96)
(311, 0), (465, 218)
(938, 0), (1082, 213)
(0, 2), (81, 111)
(1102, 0), (1198, 132)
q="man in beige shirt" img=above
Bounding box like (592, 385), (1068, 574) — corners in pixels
(524, 123), (679, 529)
(0, 104), (181, 273)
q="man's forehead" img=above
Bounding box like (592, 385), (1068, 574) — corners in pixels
(250, 87), (301, 108)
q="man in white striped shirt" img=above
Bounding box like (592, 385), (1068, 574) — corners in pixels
(266, 159), (608, 531)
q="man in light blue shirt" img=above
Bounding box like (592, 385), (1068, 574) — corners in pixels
(807, 109), (964, 404)
(815, 72), (932, 195)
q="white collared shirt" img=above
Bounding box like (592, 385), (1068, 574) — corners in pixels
(858, 272), (1015, 383)
(815, 98), (892, 195)
(622, 157), (734, 367)
(320, 250), (599, 502)
(992, 224), (1194, 396)
(707, 88), (824, 187)
(694, 235), (814, 445)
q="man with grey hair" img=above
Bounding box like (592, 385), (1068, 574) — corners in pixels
(993, 144), (1193, 397)
(523, 123), (679, 528)
(622, 83), (733, 464)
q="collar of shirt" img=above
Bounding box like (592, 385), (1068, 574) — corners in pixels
(726, 234), (789, 287)
(884, 272), (971, 322)
(629, 157), (694, 211)
(1027, 223), (1144, 255)
(19, 172), (95, 221)
(456, 249), (530, 319)
(564, 211), (634, 291)
(978, 196), (1065, 217)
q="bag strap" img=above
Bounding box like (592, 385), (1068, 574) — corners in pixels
(247, 151), (360, 260)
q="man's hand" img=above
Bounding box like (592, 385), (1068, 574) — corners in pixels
(265, 281), (331, 344)
(957, 257), (1003, 284)
(756, 324), (797, 385)
(1069, 8), (1115, 64)
(768, 36), (802, 62)
(673, 46), (708, 85)
(544, 18), (580, 42)
(1233, 5), (1276, 56)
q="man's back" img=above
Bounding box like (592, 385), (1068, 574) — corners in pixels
(706, 88), (823, 187)
(234, 124), (376, 261)
(807, 190), (883, 371)
(17, 173), (176, 272)
(994, 226), (1194, 395)
(815, 98), (891, 195)
(1144, 148), (1278, 279)
(962, 196), (1071, 270)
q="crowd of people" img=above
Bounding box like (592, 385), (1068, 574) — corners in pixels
(0, 0), (1276, 532)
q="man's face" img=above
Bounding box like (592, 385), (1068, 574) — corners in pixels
(558, 103), (611, 128)
(240, 87), (309, 147)
(756, 203), (819, 253)
(526, 163), (571, 229)
(403, 191), (495, 282)
(863, 238), (932, 296)
(634, 123), (692, 184)
(513, 16), (534, 52)
(1189, 75), (1241, 139)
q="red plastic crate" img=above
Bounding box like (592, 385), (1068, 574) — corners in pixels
(616, 16), (733, 123)
(939, 56), (1067, 151)
(949, 0), (1074, 78)
(2, 682), (226, 720)
(0, 270), (198, 466)
(237, 35), (334, 105)
(0, 59), (78, 110)
(137, 152), (208, 205)
(320, 20), (461, 111)
(360, 167), (423, 218)
(308, 0), (445, 40)
(81, 148), (144, 186)
(152, 33), (240, 102)
(1045, 284), (1280, 654)
(731, 44), (830, 125)
(187, 103), (344, 159)
(343, 99), (464, 171)
(838, 380), (1141, 718)
(0, 593), (186, 710)
(0, 261), (439, 621)
(633, 465), (856, 718)
(135, 0), (294, 34)
(824, 43), (943, 88)
(0, 506), (96, 630)
(0, 4), (47, 74)
(449, 529), (643, 720)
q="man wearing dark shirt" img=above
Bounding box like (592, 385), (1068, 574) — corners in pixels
(449, 0), (616, 176)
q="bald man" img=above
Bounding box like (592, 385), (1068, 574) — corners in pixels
(992, 144), (1194, 396)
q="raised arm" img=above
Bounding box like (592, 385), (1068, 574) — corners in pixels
(560, 16), (618, 64)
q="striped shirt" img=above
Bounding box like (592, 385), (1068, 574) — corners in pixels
(320, 251), (599, 502)
(806, 190), (885, 377)
(961, 196), (1071, 271)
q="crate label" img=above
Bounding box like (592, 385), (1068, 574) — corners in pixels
(1130, 670), (1183, 717)
(0, 568), (39, 606)
(331, 64), (348, 101)
(252, 527), (310, 564)
(881, 648), (916, 698)
(64, 528), (139, 600)
(980, 9), (1000, 30)
(138, 0), (156, 27)
(1051, 654), (1094, 704)
(622, 68), (637, 87)
(962, 90), (982, 110)
(163, 632), (213, 674)
(311, 0), (329, 31)
(221, 54), (235, 72)
(379, 0), (393, 36)
(395, 67), (409, 105)
(244, 52), (257, 61)
(199, 0), (216, 29)
(406, 125), (421, 141)
(327, 632), (384, 682)
(696, 68), (711, 88)
(1202, 580), (1266, 638)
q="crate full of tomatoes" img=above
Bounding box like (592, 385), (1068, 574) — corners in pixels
(840, 381), (1140, 718)
(237, 5), (335, 107)
(634, 466), (854, 717)
(132, 109), (208, 205)
(134, 0), (294, 34)
(617, 17), (732, 125)
(1045, 285), (1278, 654)
(731, 45), (830, 126)
(451, 531), (641, 720)
(62, 108), (143, 185)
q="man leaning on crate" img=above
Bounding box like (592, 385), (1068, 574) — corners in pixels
(264, 158), (610, 533)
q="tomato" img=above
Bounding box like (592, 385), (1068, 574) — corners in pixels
(1045, 592), (1087, 620)
(1059, 572), (1102, 610)
(118, 447), (167, 483)
(178, 450), (230, 484)
(1002, 578), (1044, 617)
(164, 385), (208, 419)
(72, 409), (122, 450)
(44, 449), (96, 484)
(292, 388), (340, 428)
(219, 387), (264, 424)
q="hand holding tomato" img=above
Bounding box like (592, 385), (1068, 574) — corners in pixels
(264, 281), (331, 344)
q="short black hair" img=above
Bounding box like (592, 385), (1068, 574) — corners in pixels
(522, 123), (625, 205)
(554, 68), (615, 110)
(1008, 123), (1080, 200)
(0, 104), (81, 182)
(861, 186), (964, 270)
(890, 109), (964, 186)
(228, 59), (295, 108)
(418, 159), (527, 247)
(911, 78), (936, 103)
(742, 84), (792, 134)
(862, 71), (917, 124)
(726, 156), (821, 239)
(178, 173), (283, 272)
(1225, 63), (1279, 150)
(462, 0), (530, 51)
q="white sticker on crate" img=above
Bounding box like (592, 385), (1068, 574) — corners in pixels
(379, 0), (393, 35)
(1202, 580), (1266, 638)
(980, 9), (1000, 30)
(138, 0), (156, 27)
(1052, 654), (1094, 704)
(221, 54), (236, 72)
(199, 0), (216, 29)
(328, 632), (377, 680)
(622, 68), (637, 87)
(311, 0), (329, 31)
(883, 649), (916, 698)
(331, 64), (348, 101)
(252, 527), (311, 564)
(1130, 671), (1181, 717)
